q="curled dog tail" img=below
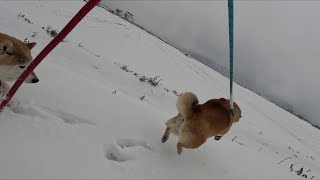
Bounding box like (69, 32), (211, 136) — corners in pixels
(176, 92), (198, 119)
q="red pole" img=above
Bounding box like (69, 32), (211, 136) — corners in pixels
(0, 0), (101, 111)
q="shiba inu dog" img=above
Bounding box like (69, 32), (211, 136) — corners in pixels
(0, 32), (39, 105)
(162, 92), (242, 155)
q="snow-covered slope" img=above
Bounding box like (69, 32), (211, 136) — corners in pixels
(0, 1), (319, 179)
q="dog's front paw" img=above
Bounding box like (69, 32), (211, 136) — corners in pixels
(7, 99), (20, 109)
(0, 93), (19, 109)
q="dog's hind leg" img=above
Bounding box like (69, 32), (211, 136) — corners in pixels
(177, 142), (183, 155)
(162, 113), (183, 143)
(161, 127), (171, 143)
(176, 129), (207, 155)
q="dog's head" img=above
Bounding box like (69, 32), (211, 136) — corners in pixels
(0, 33), (39, 83)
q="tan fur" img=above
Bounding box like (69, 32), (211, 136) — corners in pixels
(0, 32), (36, 66)
(0, 32), (39, 107)
(176, 92), (198, 119)
(162, 92), (242, 154)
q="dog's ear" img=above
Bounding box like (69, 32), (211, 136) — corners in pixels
(0, 39), (14, 55)
(26, 42), (36, 49)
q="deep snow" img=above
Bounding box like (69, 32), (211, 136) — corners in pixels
(0, 1), (319, 179)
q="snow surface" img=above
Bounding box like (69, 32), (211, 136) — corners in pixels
(104, 1), (320, 128)
(0, 1), (319, 179)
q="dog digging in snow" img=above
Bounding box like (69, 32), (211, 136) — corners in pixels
(0, 32), (39, 106)
(161, 92), (242, 155)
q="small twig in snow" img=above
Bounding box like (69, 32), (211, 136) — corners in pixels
(139, 95), (145, 100)
(278, 157), (293, 164)
(232, 136), (237, 141)
(290, 163), (297, 172)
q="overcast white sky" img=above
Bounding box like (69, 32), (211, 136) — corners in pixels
(103, 0), (320, 127)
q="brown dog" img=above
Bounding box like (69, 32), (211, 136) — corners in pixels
(0, 32), (39, 106)
(162, 92), (242, 154)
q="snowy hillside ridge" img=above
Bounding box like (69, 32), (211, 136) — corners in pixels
(101, 1), (319, 131)
(0, 1), (319, 179)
